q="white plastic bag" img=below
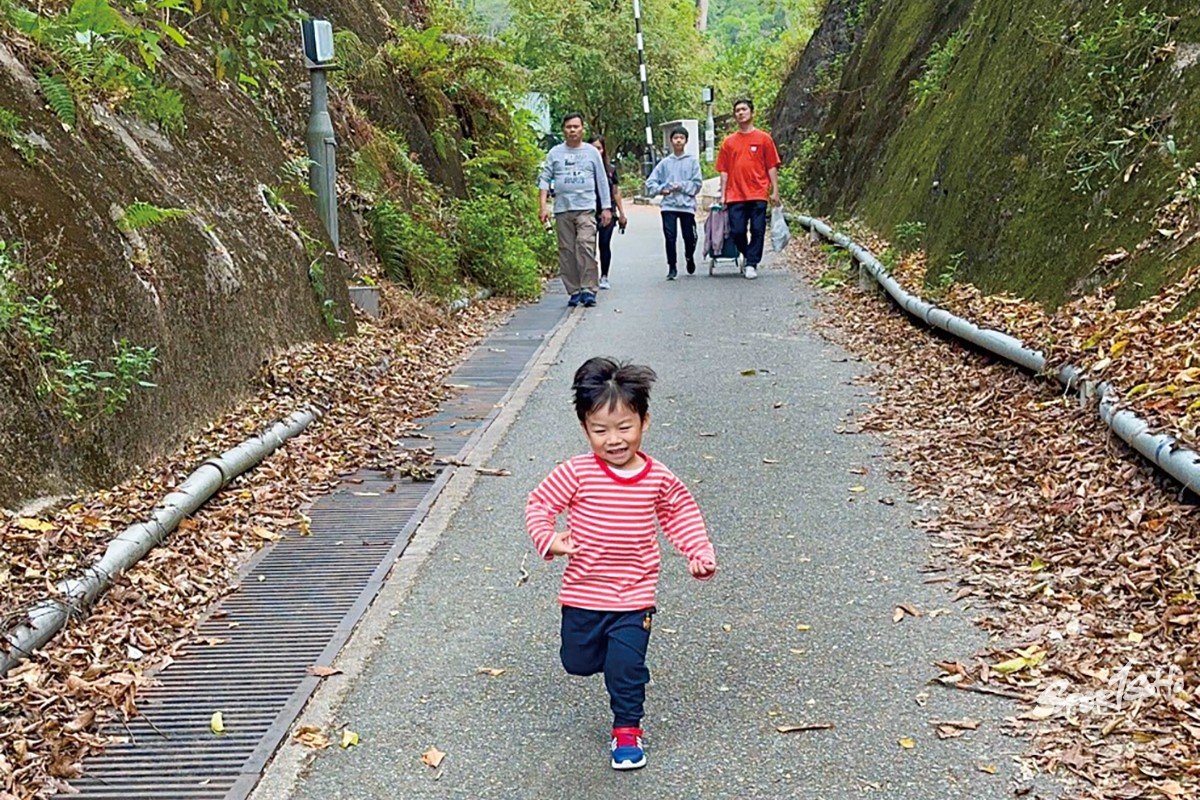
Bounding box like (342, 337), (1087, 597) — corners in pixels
(770, 205), (791, 252)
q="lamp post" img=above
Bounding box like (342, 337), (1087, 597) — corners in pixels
(302, 19), (338, 249)
(702, 85), (715, 163)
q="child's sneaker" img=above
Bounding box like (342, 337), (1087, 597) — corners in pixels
(610, 726), (646, 770)
(599, 276), (611, 290)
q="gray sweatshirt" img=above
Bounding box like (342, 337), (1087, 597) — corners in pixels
(645, 153), (703, 213)
(538, 143), (612, 215)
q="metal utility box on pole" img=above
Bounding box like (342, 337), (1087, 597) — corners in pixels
(702, 86), (715, 163)
(302, 19), (339, 250)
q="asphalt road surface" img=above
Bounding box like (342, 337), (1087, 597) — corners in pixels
(282, 205), (1051, 799)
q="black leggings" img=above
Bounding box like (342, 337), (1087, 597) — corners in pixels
(597, 218), (616, 277)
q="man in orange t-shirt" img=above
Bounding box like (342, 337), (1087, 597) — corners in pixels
(715, 98), (782, 280)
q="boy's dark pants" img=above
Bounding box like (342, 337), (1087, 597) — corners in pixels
(560, 607), (653, 728)
(661, 211), (697, 268)
(727, 200), (768, 267)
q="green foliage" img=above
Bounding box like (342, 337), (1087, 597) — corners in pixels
(927, 250), (964, 297)
(812, 51), (848, 96)
(0, 239), (157, 423)
(369, 200), (459, 299)
(342, 3), (553, 301)
(508, 0), (709, 157)
(844, 0), (869, 30)
(194, 0), (297, 86)
(3, 0), (188, 131)
(36, 71), (76, 128)
(910, 28), (966, 107)
(892, 220), (926, 253)
(0, 107), (36, 161)
(1038, 7), (1175, 193)
(453, 198), (541, 299)
(119, 201), (189, 231)
(306, 257), (344, 335)
(707, 0), (818, 121)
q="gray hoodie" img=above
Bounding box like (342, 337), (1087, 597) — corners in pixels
(646, 153), (703, 213)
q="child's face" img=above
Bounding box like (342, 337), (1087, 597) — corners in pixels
(583, 401), (648, 469)
(671, 134), (687, 154)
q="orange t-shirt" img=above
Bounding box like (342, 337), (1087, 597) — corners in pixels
(716, 129), (782, 203)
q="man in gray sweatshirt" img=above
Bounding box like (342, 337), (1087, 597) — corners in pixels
(538, 113), (612, 307)
(645, 128), (703, 280)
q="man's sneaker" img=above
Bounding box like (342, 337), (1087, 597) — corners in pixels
(568, 292), (582, 307)
(744, 266), (758, 280)
(667, 266), (677, 281)
(599, 277), (611, 290)
(686, 258), (696, 275)
(610, 727), (646, 770)
(580, 291), (597, 307)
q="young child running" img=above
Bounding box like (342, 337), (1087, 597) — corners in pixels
(525, 357), (717, 771)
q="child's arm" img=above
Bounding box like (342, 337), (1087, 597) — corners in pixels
(645, 160), (666, 196)
(525, 461), (580, 560)
(684, 158), (703, 198)
(655, 475), (717, 579)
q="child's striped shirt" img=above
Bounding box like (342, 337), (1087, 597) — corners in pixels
(525, 453), (715, 610)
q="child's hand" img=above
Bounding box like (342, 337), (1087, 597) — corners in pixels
(547, 529), (581, 558)
(688, 554), (716, 580)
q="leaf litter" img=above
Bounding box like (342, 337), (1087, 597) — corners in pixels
(789, 237), (1200, 799)
(0, 291), (515, 798)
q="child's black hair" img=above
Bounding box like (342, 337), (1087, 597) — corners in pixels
(572, 357), (657, 422)
(669, 126), (689, 141)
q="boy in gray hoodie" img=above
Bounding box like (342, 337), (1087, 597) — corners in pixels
(646, 128), (703, 280)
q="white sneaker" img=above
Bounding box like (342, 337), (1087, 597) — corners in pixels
(744, 266), (758, 280)
(599, 277), (610, 290)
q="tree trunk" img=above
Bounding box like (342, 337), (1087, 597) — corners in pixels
(696, 0), (708, 32)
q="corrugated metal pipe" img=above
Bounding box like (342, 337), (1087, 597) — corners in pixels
(789, 213), (1200, 494)
(0, 407), (320, 676)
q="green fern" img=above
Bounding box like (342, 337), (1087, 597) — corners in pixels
(120, 201), (189, 231)
(36, 71), (76, 129)
(369, 200), (407, 284)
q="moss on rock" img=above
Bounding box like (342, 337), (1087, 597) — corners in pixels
(772, 0), (1200, 309)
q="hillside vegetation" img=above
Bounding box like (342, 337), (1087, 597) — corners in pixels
(771, 0), (1200, 310)
(0, 0), (549, 508)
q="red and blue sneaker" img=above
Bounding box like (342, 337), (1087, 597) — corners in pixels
(610, 726), (646, 770)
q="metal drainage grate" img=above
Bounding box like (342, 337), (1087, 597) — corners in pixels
(66, 289), (569, 799)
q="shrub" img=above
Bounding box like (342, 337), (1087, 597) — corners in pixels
(453, 198), (541, 299)
(910, 29), (967, 108)
(369, 200), (458, 299)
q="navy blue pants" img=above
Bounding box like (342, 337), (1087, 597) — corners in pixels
(560, 606), (653, 728)
(661, 211), (697, 268)
(727, 200), (768, 267)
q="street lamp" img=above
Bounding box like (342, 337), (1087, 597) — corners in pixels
(702, 86), (715, 163)
(302, 19), (339, 249)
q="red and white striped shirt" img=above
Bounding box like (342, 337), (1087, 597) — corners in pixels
(525, 453), (715, 611)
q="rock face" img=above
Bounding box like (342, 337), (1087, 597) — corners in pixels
(0, 1), (460, 508)
(770, 0), (1200, 309)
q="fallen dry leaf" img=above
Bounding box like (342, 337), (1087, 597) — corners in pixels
(293, 725), (330, 750)
(305, 665), (342, 678)
(421, 746), (446, 768)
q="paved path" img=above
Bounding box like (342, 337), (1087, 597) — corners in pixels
(279, 206), (1039, 798)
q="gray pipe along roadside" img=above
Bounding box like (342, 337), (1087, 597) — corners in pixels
(789, 213), (1200, 494)
(0, 407), (320, 676)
